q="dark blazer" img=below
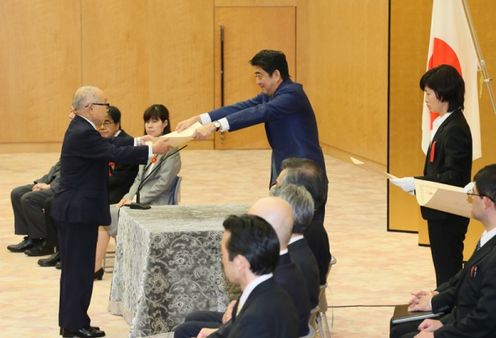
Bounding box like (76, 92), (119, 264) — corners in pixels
(274, 253), (311, 336)
(305, 218), (332, 284)
(418, 109), (472, 220)
(51, 115), (148, 225)
(34, 160), (61, 192)
(107, 129), (139, 204)
(208, 79), (326, 183)
(211, 278), (298, 338)
(432, 235), (496, 338)
(288, 237), (321, 308)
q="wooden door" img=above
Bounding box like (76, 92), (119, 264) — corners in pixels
(213, 6), (296, 149)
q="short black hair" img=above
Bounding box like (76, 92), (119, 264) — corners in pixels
(250, 49), (290, 81)
(223, 214), (280, 275)
(281, 158), (327, 209)
(143, 104), (171, 135)
(419, 64), (465, 111)
(107, 105), (122, 127)
(474, 164), (496, 203)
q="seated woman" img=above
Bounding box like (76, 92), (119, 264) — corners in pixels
(94, 104), (181, 279)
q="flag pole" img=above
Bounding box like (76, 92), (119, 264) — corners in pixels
(461, 0), (496, 115)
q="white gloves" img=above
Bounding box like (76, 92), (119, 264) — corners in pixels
(463, 181), (475, 193)
(391, 177), (415, 194)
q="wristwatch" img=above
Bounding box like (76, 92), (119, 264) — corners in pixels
(212, 121), (221, 131)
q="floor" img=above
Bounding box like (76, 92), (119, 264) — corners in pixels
(0, 150), (436, 338)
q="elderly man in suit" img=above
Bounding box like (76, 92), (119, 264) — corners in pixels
(392, 65), (472, 286)
(7, 160), (60, 256)
(51, 86), (171, 338)
(390, 164), (496, 338)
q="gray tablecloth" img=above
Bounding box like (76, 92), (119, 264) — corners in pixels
(109, 204), (247, 338)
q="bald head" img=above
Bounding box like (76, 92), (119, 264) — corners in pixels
(72, 86), (105, 111)
(248, 196), (294, 249)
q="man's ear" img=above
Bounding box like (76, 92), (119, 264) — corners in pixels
(234, 254), (250, 272)
(272, 69), (281, 81)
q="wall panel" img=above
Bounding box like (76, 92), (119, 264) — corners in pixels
(297, 0), (389, 165)
(0, 0), (81, 147)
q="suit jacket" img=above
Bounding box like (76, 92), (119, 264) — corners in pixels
(288, 237), (321, 308)
(210, 278), (298, 338)
(431, 235), (496, 338)
(35, 160), (61, 192)
(108, 130), (139, 204)
(208, 79), (326, 183)
(51, 115), (148, 225)
(274, 253), (311, 336)
(305, 218), (332, 284)
(417, 109), (472, 221)
(124, 147), (181, 205)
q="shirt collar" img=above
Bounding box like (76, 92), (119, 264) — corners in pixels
(480, 227), (496, 247)
(237, 273), (272, 314)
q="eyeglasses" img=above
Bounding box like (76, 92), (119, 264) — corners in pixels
(91, 102), (110, 109)
(101, 120), (114, 127)
(466, 186), (495, 203)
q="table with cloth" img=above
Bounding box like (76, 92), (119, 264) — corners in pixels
(109, 204), (247, 338)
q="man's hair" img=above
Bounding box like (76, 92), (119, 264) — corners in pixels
(474, 164), (496, 203)
(72, 86), (100, 111)
(223, 214), (280, 275)
(143, 104), (171, 135)
(270, 184), (314, 233)
(281, 158), (327, 209)
(419, 64), (465, 111)
(107, 105), (122, 127)
(250, 49), (290, 81)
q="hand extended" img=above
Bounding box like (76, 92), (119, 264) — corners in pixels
(196, 328), (217, 338)
(176, 115), (200, 132)
(140, 135), (157, 144)
(390, 176), (415, 194)
(151, 138), (172, 154)
(193, 123), (217, 140)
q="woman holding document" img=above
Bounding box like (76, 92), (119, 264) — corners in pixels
(94, 104), (182, 276)
(391, 65), (472, 286)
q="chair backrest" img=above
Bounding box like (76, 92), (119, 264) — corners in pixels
(170, 176), (182, 205)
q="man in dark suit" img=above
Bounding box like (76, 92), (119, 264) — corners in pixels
(271, 183), (321, 309)
(211, 214), (298, 338)
(276, 157), (332, 285)
(38, 106), (139, 269)
(176, 49), (328, 216)
(51, 86), (171, 338)
(7, 161), (60, 256)
(174, 197), (309, 338)
(391, 65), (472, 286)
(390, 164), (496, 338)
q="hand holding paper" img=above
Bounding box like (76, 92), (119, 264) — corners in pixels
(391, 177), (415, 194)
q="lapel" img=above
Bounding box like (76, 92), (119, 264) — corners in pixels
(431, 109), (460, 143)
(234, 278), (274, 321)
(455, 235), (496, 296)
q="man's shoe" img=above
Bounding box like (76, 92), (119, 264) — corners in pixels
(56, 261), (62, 269)
(60, 327), (105, 337)
(7, 236), (35, 252)
(38, 251), (60, 267)
(24, 240), (55, 256)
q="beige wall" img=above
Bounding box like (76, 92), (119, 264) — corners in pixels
(297, 0), (389, 166)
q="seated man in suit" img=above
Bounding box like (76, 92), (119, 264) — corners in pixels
(213, 214), (298, 338)
(390, 164), (496, 338)
(7, 160), (60, 256)
(275, 157), (332, 285)
(175, 197), (309, 338)
(270, 183), (321, 310)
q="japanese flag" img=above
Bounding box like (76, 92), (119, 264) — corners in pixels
(422, 0), (481, 159)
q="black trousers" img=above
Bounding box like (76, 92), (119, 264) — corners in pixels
(173, 311), (223, 338)
(11, 184), (53, 238)
(57, 220), (98, 330)
(428, 216), (469, 287)
(390, 319), (423, 338)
